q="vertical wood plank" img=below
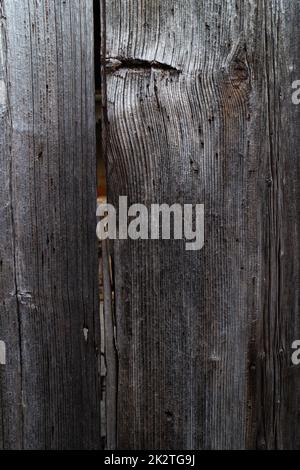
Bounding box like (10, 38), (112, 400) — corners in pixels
(0, 0), (101, 449)
(104, 0), (300, 449)
(250, 0), (300, 450)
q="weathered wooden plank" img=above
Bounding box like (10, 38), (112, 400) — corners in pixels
(0, 0), (101, 449)
(249, 0), (300, 450)
(104, 0), (300, 449)
(0, 0), (21, 448)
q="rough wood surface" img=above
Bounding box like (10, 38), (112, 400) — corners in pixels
(102, 239), (117, 450)
(0, 0), (101, 449)
(104, 0), (300, 449)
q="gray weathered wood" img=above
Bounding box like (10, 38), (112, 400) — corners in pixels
(102, 239), (117, 450)
(104, 0), (300, 449)
(0, 0), (101, 449)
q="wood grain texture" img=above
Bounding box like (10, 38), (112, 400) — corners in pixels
(102, 239), (117, 450)
(0, 0), (101, 449)
(104, 0), (300, 449)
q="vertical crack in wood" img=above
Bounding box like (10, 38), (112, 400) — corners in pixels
(101, 239), (118, 450)
(100, 0), (118, 450)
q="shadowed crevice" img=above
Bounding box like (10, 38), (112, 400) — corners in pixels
(105, 56), (182, 74)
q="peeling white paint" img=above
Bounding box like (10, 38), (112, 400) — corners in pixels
(0, 80), (6, 106)
(0, 340), (6, 365)
(83, 328), (89, 342)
